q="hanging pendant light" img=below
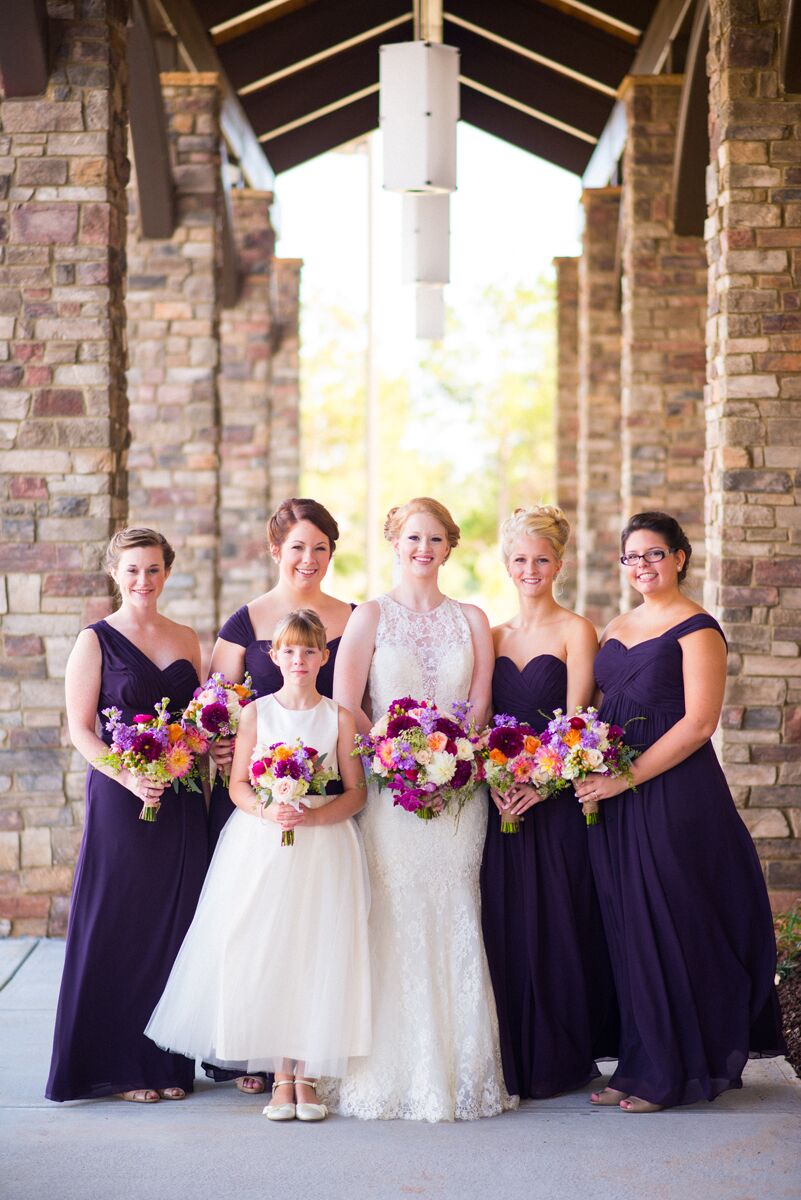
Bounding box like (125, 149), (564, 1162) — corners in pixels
(379, 39), (459, 193)
(415, 284), (445, 340)
(402, 193), (449, 286)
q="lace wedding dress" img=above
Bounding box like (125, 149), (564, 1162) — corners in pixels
(332, 595), (516, 1121)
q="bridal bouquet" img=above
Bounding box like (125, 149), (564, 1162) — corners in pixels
(181, 672), (254, 786)
(480, 714), (543, 834)
(533, 707), (641, 825)
(353, 696), (481, 821)
(98, 698), (204, 822)
(249, 740), (339, 846)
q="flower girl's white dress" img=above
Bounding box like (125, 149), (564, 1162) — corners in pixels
(146, 695), (371, 1078)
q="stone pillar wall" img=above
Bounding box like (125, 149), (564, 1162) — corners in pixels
(269, 258), (302, 517)
(218, 190), (276, 620)
(620, 75), (707, 606)
(577, 188), (622, 631)
(126, 73), (223, 656)
(553, 256), (579, 608)
(706, 0), (801, 904)
(0, 0), (129, 937)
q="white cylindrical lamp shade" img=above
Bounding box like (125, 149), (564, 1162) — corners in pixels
(401, 193), (449, 285)
(415, 285), (445, 340)
(380, 41), (459, 193)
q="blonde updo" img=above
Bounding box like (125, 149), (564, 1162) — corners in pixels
(383, 498), (460, 553)
(104, 527), (175, 574)
(272, 608), (328, 652)
(500, 506), (570, 564)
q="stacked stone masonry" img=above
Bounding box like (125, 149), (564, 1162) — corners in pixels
(620, 75), (707, 606)
(576, 188), (623, 632)
(553, 256), (579, 608)
(704, 0), (801, 904)
(126, 73), (224, 655)
(218, 191), (278, 618)
(0, 0), (130, 937)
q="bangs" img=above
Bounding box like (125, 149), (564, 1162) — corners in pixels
(272, 609), (327, 652)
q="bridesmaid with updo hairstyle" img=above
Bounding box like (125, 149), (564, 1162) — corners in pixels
(480, 505), (618, 1100)
(575, 511), (784, 1111)
(205, 497), (354, 1094)
(47, 528), (207, 1103)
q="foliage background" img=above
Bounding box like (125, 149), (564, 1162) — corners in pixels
(299, 277), (557, 624)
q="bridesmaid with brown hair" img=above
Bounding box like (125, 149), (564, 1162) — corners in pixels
(205, 497), (354, 1094)
(46, 528), (207, 1104)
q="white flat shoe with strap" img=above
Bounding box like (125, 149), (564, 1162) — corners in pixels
(294, 1078), (327, 1122)
(262, 1078), (296, 1121)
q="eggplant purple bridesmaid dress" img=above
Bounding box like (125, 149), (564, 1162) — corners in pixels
(206, 604), (347, 853)
(480, 654), (619, 1099)
(46, 621), (207, 1101)
(589, 613), (785, 1107)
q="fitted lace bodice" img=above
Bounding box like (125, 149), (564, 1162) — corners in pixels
(368, 594), (473, 718)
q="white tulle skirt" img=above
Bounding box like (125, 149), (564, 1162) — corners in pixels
(145, 804), (371, 1078)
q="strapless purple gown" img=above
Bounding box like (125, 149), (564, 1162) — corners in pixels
(46, 621), (207, 1101)
(206, 604), (346, 852)
(480, 655), (618, 1098)
(589, 613), (785, 1107)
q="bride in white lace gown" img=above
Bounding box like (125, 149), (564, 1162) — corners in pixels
(332, 498), (516, 1121)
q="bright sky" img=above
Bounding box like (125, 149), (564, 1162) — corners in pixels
(274, 121), (583, 366)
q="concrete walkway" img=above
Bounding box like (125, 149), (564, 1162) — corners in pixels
(2, 940), (801, 1200)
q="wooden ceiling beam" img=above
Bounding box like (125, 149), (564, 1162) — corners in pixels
(266, 92), (378, 174)
(152, 0), (275, 189)
(129, 0), (175, 239)
(450, 24), (609, 139)
(216, 0), (410, 93)
(781, 0), (801, 93)
(459, 87), (595, 175)
(0, 0), (49, 97)
(671, 0), (709, 236)
(445, 0), (634, 94)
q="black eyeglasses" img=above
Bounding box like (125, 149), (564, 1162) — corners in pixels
(620, 548), (675, 566)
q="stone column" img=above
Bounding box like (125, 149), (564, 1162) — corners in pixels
(126, 73), (223, 656)
(269, 258), (302, 518)
(0, 0), (129, 936)
(620, 75), (707, 605)
(218, 190), (276, 619)
(553, 256), (579, 608)
(706, 0), (801, 903)
(577, 188), (622, 631)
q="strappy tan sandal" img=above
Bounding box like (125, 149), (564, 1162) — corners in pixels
(294, 1077), (327, 1122)
(117, 1089), (160, 1103)
(262, 1078), (295, 1121)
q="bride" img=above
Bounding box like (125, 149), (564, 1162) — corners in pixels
(332, 497), (516, 1121)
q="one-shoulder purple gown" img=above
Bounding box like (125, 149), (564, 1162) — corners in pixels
(589, 613), (785, 1107)
(46, 621), (207, 1101)
(480, 655), (619, 1098)
(206, 604), (347, 852)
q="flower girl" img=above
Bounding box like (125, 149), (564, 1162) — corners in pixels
(146, 609), (370, 1121)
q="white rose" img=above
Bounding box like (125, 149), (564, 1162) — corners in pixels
(426, 752), (457, 786)
(370, 714), (389, 738)
(415, 748), (432, 765)
(455, 737), (474, 761)
(584, 747), (604, 770)
(273, 777), (305, 805)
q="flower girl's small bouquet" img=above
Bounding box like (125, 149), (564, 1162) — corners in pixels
(249, 740), (339, 846)
(353, 696), (481, 822)
(533, 707), (641, 825)
(182, 672), (254, 786)
(480, 715), (543, 834)
(97, 698), (203, 822)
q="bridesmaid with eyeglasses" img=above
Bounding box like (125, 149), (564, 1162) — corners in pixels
(575, 511), (785, 1112)
(480, 506), (618, 1101)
